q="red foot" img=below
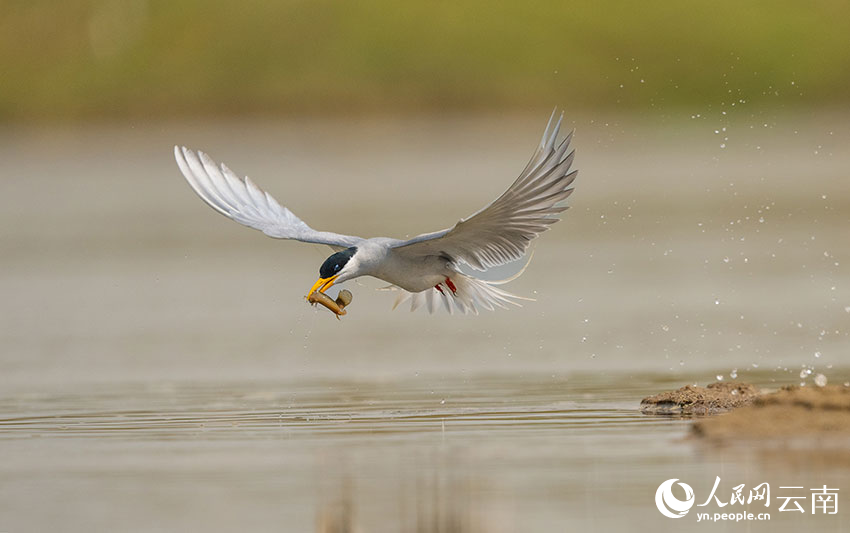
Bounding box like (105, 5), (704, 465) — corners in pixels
(434, 284), (444, 294)
(445, 277), (458, 295)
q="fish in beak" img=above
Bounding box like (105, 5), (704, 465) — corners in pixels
(308, 274), (338, 297)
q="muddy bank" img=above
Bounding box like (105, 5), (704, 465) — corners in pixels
(693, 385), (850, 446)
(639, 381), (760, 415)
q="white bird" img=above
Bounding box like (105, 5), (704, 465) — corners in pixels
(174, 110), (577, 315)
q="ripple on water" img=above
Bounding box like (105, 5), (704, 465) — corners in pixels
(0, 374), (686, 442)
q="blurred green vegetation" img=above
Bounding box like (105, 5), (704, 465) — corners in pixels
(2, 0), (849, 120)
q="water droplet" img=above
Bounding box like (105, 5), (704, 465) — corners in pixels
(814, 351), (821, 358)
(440, 399), (446, 404)
(730, 368), (738, 379)
(716, 374), (724, 381)
(814, 374), (827, 387)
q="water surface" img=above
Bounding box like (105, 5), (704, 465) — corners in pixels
(0, 113), (848, 531)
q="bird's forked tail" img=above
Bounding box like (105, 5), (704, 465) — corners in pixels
(384, 254), (536, 315)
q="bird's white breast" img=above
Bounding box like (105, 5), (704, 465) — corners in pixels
(361, 240), (451, 293)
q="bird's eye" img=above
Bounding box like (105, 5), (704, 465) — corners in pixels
(334, 264), (340, 271)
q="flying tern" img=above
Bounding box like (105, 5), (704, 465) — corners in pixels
(174, 110), (577, 315)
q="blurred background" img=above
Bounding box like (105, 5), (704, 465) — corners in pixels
(1, 2), (849, 532)
(3, 0), (850, 119)
(2, 0), (847, 383)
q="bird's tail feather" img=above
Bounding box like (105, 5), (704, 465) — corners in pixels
(385, 273), (533, 315)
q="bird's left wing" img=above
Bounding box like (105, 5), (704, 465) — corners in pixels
(175, 146), (363, 249)
(390, 110), (576, 270)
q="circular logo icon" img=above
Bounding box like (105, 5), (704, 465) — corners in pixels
(655, 479), (695, 518)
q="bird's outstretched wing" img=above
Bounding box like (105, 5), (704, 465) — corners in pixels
(390, 110), (577, 270)
(174, 146), (363, 249)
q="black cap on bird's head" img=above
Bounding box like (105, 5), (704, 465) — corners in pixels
(308, 247), (358, 296)
(319, 247), (357, 279)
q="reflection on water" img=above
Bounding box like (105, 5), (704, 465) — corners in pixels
(0, 114), (848, 531)
(1, 373), (848, 532)
(0, 374), (684, 533)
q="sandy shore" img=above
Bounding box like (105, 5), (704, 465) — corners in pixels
(693, 384), (850, 447)
(640, 381), (761, 415)
(643, 381), (850, 453)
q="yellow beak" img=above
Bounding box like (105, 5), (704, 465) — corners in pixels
(308, 275), (338, 297)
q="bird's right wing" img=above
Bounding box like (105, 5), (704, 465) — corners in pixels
(390, 110), (576, 270)
(175, 146), (363, 249)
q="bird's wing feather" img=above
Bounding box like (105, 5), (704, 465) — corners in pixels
(391, 110), (577, 270)
(174, 146), (363, 249)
